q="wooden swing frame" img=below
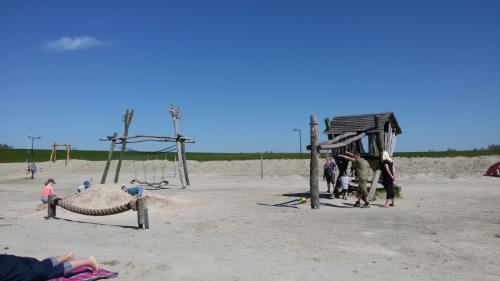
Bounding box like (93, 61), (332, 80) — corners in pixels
(49, 143), (71, 165)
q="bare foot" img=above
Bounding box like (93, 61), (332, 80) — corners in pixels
(64, 252), (75, 262)
(87, 256), (99, 273)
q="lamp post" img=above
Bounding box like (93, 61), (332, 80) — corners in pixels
(292, 129), (302, 154)
(28, 135), (41, 163)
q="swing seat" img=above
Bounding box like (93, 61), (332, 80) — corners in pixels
(130, 179), (169, 188)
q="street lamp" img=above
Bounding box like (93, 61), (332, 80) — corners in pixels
(28, 135), (41, 163)
(292, 129), (302, 154)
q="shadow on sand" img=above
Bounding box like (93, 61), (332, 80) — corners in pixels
(281, 192), (333, 199)
(50, 217), (138, 230)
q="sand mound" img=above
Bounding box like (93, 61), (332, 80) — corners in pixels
(63, 184), (168, 209)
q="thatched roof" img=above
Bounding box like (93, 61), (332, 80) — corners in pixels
(324, 112), (402, 136)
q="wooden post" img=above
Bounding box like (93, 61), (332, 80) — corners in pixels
(173, 155), (177, 178)
(50, 144), (55, 162)
(369, 115), (385, 201)
(324, 117), (332, 140)
(114, 110), (134, 183)
(374, 115), (385, 153)
(310, 114), (320, 209)
(368, 169), (381, 201)
(53, 144), (57, 162)
(48, 194), (57, 218)
(137, 197), (144, 229)
(169, 105), (186, 188)
(143, 199), (150, 229)
(101, 133), (117, 184)
(180, 141), (190, 186)
(260, 153), (264, 179)
(65, 144), (70, 165)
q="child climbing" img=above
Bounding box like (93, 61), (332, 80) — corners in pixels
(121, 185), (144, 197)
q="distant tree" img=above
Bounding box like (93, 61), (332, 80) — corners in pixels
(0, 143), (12, 149)
(487, 144), (500, 150)
(446, 148), (456, 152)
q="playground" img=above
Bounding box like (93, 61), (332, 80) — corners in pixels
(0, 156), (499, 280)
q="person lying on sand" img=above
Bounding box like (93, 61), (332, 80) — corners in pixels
(40, 178), (56, 204)
(76, 179), (92, 194)
(0, 252), (98, 281)
(339, 151), (370, 208)
(121, 185), (145, 197)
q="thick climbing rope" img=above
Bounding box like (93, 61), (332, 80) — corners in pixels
(55, 198), (136, 216)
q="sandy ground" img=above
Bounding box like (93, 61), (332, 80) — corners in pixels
(1, 157), (500, 281)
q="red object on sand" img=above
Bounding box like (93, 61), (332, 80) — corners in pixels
(484, 162), (500, 177)
(49, 266), (118, 281)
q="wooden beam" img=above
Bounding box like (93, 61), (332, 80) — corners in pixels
(101, 132), (117, 184)
(115, 139), (195, 144)
(324, 117), (332, 140)
(169, 105), (186, 188)
(114, 110), (134, 183)
(374, 116), (384, 154)
(122, 135), (193, 140)
(50, 144), (55, 162)
(317, 132), (357, 147)
(309, 114), (320, 209)
(319, 133), (366, 149)
(65, 144), (70, 166)
(181, 141), (190, 186)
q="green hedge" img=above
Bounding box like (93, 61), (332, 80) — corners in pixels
(0, 148), (498, 163)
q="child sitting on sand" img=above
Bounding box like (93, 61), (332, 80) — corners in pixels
(121, 185), (144, 197)
(339, 171), (350, 200)
(41, 178), (56, 204)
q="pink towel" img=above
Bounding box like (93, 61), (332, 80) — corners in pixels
(49, 266), (118, 281)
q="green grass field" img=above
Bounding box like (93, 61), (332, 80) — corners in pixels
(0, 148), (499, 163)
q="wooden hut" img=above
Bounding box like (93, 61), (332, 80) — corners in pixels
(322, 112), (402, 158)
(308, 112), (402, 206)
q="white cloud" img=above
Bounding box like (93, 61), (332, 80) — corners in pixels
(45, 36), (105, 51)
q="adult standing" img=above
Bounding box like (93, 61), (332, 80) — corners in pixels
(381, 151), (396, 207)
(339, 151), (370, 208)
(30, 162), (37, 179)
(323, 157), (336, 193)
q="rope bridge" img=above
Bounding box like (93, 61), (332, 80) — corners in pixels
(47, 195), (149, 230)
(55, 198), (135, 216)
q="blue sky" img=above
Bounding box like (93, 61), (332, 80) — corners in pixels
(0, 0), (499, 153)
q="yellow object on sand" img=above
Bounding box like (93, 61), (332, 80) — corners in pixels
(299, 197), (307, 204)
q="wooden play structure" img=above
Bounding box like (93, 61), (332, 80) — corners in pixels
(308, 112), (402, 208)
(100, 104), (194, 188)
(49, 143), (71, 165)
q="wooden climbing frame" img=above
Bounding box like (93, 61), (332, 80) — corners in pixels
(99, 104), (195, 188)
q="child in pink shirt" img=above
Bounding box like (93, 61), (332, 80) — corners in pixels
(41, 178), (56, 203)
